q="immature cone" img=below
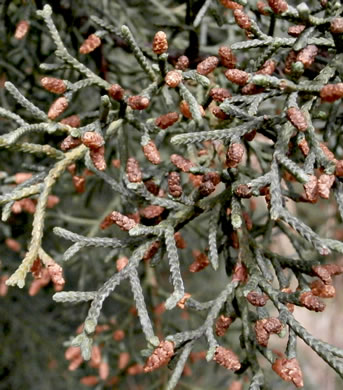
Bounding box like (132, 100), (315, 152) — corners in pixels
(286, 107), (308, 131)
(179, 100), (205, 119)
(118, 352), (130, 370)
(226, 143), (244, 168)
(14, 172), (32, 184)
(142, 140), (161, 164)
(298, 138), (310, 156)
(299, 291), (325, 312)
(257, 1), (269, 15)
(199, 180), (216, 197)
(165, 70), (182, 88)
(174, 232), (187, 249)
(196, 56), (219, 75)
(310, 279), (335, 298)
(335, 160), (343, 176)
(255, 318), (283, 347)
(213, 346), (241, 371)
(203, 172), (221, 186)
(312, 264), (343, 284)
(320, 143), (336, 161)
(199, 172), (221, 196)
(296, 45), (318, 68)
(5, 238), (21, 252)
(210, 88), (231, 102)
(29, 268), (51, 296)
(220, 0), (243, 9)
(155, 112), (179, 129)
(126, 157), (142, 183)
(232, 263), (248, 282)
(175, 55), (189, 70)
(177, 292), (191, 309)
(72, 176), (86, 193)
(144, 179), (160, 195)
(318, 174), (335, 199)
(143, 340), (174, 372)
(152, 31), (168, 55)
(12, 199), (36, 214)
(90, 148), (106, 170)
(168, 172), (182, 197)
(244, 129), (257, 142)
(171, 154), (194, 172)
(100, 211), (137, 231)
(215, 315), (233, 337)
(41, 77), (66, 94)
(288, 25), (306, 37)
(212, 106), (229, 120)
(284, 50), (298, 74)
(116, 256), (129, 272)
(233, 9), (251, 30)
(14, 20), (30, 39)
(79, 34), (101, 54)
(320, 83), (343, 102)
(60, 115), (81, 128)
(272, 358), (304, 388)
(143, 241), (161, 261)
(267, 0), (288, 14)
(218, 46), (236, 69)
(140, 205), (164, 219)
(235, 184), (252, 199)
(246, 291), (268, 306)
(225, 69), (249, 86)
(90, 345), (101, 367)
(48, 97), (68, 120)
(330, 17), (343, 34)
(60, 136), (81, 151)
(46, 258), (65, 289)
(80, 376), (99, 386)
(241, 83), (263, 95)
(303, 175), (318, 203)
(108, 84), (124, 100)
(189, 250), (210, 272)
(82, 132), (104, 149)
(127, 95), (150, 110)
(257, 59), (276, 75)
